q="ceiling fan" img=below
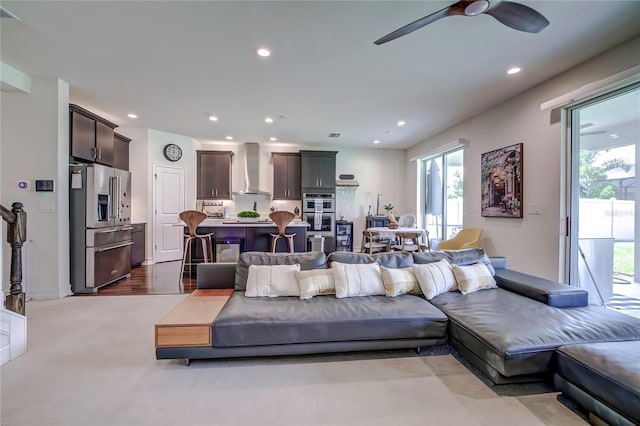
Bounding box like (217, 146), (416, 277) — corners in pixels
(374, 0), (549, 45)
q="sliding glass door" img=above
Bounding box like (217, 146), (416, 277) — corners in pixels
(420, 148), (464, 246)
(568, 84), (639, 308)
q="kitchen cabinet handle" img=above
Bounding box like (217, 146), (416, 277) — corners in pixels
(98, 148), (102, 160)
(91, 147), (98, 159)
(211, 188), (214, 196)
(319, 179), (322, 187)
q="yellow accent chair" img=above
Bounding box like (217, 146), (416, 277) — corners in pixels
(436, 227), (483, 250)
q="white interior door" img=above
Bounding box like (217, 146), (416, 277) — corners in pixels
(153, 165), (185, 263)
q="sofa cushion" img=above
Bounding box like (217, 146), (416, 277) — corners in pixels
(429, 288), (640, 378)
(332, 262), (385, 298)
(412, 251), (448, 265)
(494, 269), (588, 307)
(244, 264), (300, 297)
(451, 263), (496, 294)
(412, 260), (457, 300)
(413, 248), (495, 275)
(556, 341), (640, 425)
(212, 291), (449, 347)
(380, 266), (420, 297)
(235, 251), (327, 291)
(295, 269), (335, 300)
(327, 251), (375, 265)
(373, 252), (414, 268)
(328, 251), (414, 268)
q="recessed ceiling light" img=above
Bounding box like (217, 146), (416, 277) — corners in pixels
(265, 117), (274, 124)
(373, 139), (381, 144)
(610, 133), (620, 139)
(208, 114), (218, 122)
(507, 67), (521, 75)
(255, 47), (271, 57)
(127, 113), (138, 119)
(396, 120), (406, 127)
(270, 137), (277, 141)
(225, 136), (233, 140)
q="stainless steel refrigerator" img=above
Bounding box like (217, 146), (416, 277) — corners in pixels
(70, 163), (132, 294)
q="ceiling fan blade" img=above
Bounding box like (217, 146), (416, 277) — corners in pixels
(485, 1), (549, 33)
(374, 4), (462, 45)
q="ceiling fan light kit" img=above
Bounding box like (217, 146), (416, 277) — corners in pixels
(465, 0), (490, 16)
(374, 0), (549, 45)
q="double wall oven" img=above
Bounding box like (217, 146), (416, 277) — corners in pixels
(302, 192), (335, 252)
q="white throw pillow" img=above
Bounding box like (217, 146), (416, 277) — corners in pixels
(332, 262), (385, 298)
(379, 266), (421, 297)
(451, 263), (497, 295)
(245, 264), (301, 297)
(412, 259), (457, 300)
(295, 269), (335, 300)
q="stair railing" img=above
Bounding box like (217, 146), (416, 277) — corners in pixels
(0, 202), (26, 315)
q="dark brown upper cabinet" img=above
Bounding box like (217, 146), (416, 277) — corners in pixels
(300, 150), (337, 190)
(272, 152), (301, 200)
(69, 104), (118, 166)
(197, 151), (234, 200)
(113, 132), (131, 171)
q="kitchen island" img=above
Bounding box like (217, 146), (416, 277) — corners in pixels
(184, 219), (311, 263)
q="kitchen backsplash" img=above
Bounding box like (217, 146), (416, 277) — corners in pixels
(197, 195), (302, 219)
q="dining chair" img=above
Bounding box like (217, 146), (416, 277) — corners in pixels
(269, 211), (296, 253)
(398, 214), (417, 228)
(391, 231), (422, 252)
(361, 230), (390, 254)
(179, 210), (214, 286)
(419, 229), (431, 252)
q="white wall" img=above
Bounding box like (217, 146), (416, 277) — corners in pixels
(407, 35), (640, 281)
(1, 77), (70, 299)
(116, 127), (198, 264)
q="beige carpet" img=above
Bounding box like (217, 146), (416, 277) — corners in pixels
(1, 295), (586, 426)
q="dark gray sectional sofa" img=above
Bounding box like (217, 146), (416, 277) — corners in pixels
(156, 249), (640, 424)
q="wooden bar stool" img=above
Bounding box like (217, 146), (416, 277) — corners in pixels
(269, 211), (296, 253)
(179, 210), (213, 286)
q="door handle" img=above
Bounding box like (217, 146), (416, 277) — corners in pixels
(96, 241), (134, 252)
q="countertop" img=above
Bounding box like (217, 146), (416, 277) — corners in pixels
(186, 218), (310, 227)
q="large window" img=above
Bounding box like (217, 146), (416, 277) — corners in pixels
(419, 148), (464, 245)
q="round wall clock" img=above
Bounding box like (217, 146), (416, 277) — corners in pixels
(163, 143), (182, 162)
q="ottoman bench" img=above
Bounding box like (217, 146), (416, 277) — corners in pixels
(554, 341), (640, 425)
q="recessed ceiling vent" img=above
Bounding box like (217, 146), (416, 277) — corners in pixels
(328, 133), (341, 138)
(0, 6), (20, 20)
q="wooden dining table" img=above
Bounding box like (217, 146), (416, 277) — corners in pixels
(366, 227), (427, 241)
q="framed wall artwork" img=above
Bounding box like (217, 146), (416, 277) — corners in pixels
(481, 143), (523, 218)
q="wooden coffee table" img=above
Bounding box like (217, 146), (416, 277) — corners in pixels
(155, 289), (233, 348)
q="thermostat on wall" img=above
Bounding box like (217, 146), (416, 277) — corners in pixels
(35, 180), (55, 192)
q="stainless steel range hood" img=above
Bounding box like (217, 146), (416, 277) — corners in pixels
(234, 142), (271, 196)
